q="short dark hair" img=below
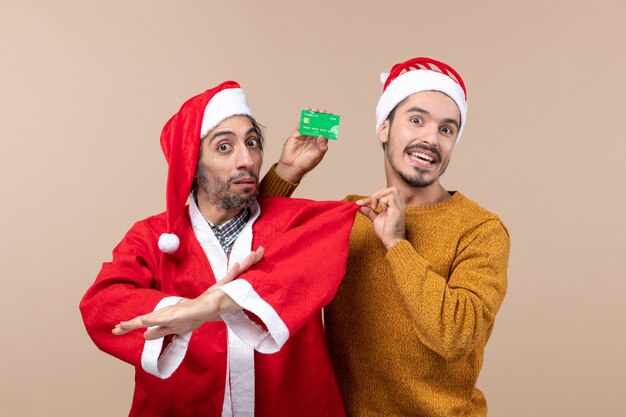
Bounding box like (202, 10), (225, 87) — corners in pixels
(386, 97), (407, 126)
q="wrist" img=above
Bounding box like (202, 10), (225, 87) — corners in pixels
(195, 291), (226, 321)
(275, 162), (303, 184)
(211, 289), (241, 316)
(384, 238), (404, 250)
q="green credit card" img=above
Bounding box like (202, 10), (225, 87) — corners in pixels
(299, 110), (340, 140)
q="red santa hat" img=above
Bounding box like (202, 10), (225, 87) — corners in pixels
(157, 80), (254, 253)
(375, 57), (468, 142)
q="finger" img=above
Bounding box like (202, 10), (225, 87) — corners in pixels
(380, 193), (400, 210)
(369, 195), (380, 210)
(355, 197), (371, 206)
(387, 187), (401, 202)
(304, 107), (333, 115)
(290, 128), (316, 141)
(239, 247), (265, 272)
(207, 263), (241, 292)
(316, 136), (329, 152)
(369, 187), (395, 209)
(112, 324), (131, 335)
(290, 128), (320, 141)
(237, 255), (255, 273)
(117, 315), (150, 331)
(358, 206), (378, 222)
(377, 196), (389, 213)
(254, 246), (265, 263)
(251, 247), (264, 264)
(140, 309), (178, 327)
(113, 313), (154, 334)
(381, 194), (393, 207)
(222, 263), (241, 284)
(144, 326), (175, 340)
(368, 191), (386, 210)
(370, 187), (393, 199)
(292, 133), (319, 142)
(240, 251), (257, 270)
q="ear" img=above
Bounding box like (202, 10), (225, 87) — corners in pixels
(377, 119), (390, 144)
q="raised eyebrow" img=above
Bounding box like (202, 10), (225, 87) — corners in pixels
(406, 106), (430, 116)
(209, 127), (258, 143)
(245, 127), (259, 138)
(406, 107), (460, 130)
(442, 118), (460, 130)
(208, 130), (234, 144)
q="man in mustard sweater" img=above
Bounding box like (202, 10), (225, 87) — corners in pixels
(260, 56), (510, 416)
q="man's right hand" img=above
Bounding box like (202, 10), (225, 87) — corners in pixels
(356, 187), (406, 250)
(275, 107), (330, 183)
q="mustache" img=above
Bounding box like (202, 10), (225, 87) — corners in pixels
(227, 170), (259, 184)
(404, 144), (441, 161)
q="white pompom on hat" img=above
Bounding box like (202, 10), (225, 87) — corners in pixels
(375, 57), (468, 143)
(158, 81), (254, 253)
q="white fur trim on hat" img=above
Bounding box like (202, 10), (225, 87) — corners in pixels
(158, 233), (180, 253)
(375, 69), (467, 142)
(200, 88), (254, 139)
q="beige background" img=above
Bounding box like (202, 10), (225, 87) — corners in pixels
(1, 1), (624, 416)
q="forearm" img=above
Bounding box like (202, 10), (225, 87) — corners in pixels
(80, 281), (172, 366)
(385, 234), (509, 361)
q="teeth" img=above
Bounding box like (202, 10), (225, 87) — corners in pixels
(410, 152), (434, 163)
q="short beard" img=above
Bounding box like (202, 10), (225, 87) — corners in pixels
(386, 137), (449, 188)
(196, 165), (259, 210)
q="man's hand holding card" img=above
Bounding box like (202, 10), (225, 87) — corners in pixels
(276, 108), (341, 183)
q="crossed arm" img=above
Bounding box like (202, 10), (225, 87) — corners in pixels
(112, 247), (264, 340)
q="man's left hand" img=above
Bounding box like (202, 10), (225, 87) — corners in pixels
(275, 107), (330, 183)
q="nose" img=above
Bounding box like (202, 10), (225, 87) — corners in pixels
(419, 123), (440, 147)
(235, 146), (255, 170)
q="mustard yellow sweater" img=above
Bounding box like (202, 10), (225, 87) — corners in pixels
(260, 167), (510, 417)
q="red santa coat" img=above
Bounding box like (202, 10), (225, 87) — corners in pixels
(80, 197), (357, 417)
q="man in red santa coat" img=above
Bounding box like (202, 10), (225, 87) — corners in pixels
(80, 80), (357, 417)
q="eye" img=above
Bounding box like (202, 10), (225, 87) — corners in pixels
(440, 126), (455, 136)
(246, 138), (260, 148)
(410, 116), (423, 125)
(217, 142), (232, 153)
